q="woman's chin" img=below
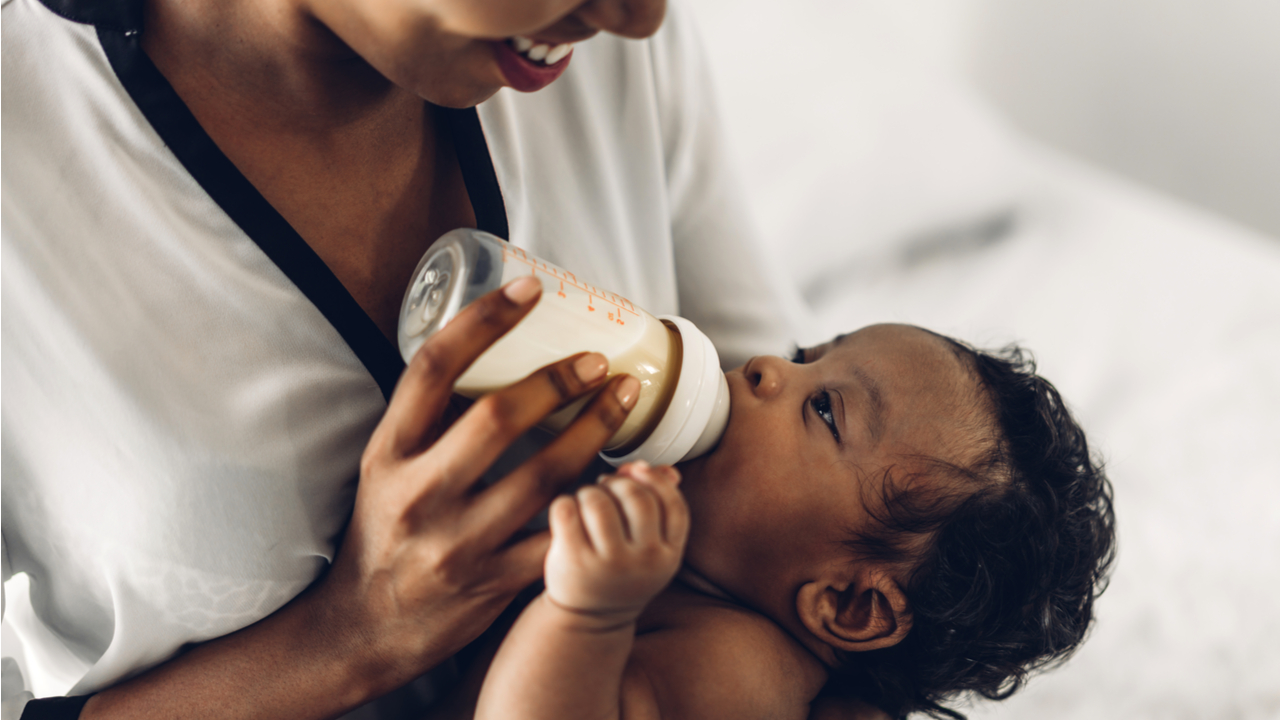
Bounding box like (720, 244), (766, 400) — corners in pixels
(412, 75), (503, 108)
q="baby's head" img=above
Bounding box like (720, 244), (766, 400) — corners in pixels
(677, 324), (1115, 718)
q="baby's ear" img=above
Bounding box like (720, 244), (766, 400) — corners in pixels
(796, 568), (912, 653)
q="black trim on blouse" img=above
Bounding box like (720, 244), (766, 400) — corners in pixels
(439, 107), (510, 241)
(18, 695), (94, 720)
(36, 0), (509, 401)
(35, 0), (140, 32)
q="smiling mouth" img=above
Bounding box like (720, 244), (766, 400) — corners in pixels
(506, 36), (574, 66)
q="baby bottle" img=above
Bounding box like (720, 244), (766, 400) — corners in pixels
(398, 228), (730, 466)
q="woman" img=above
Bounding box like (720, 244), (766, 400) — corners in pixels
(2, 0), (797, 717)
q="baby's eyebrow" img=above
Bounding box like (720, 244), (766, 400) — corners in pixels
(851, 365), (886, 443)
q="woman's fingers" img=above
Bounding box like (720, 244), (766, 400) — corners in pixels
(470, 374), (640, 544)
(494, 529), (553, 594)
(417, 352), (611, 495)
(376, 276), (542, 460)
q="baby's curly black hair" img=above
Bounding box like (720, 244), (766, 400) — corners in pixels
(823, 340), (1117, 719)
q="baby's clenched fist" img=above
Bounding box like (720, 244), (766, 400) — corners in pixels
(544, 462), (689, 619)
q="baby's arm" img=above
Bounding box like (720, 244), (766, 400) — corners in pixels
(475, 462), (687, 720)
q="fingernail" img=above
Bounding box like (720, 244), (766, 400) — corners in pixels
(615, 376), (641, 410)
(573, 353), (607, 383)
(502, 276), (541, 304)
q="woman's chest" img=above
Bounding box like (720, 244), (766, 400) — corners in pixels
(214, 118), (477, 342)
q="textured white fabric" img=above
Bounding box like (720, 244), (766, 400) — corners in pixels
(1, 0), (387, 702)
(0, 0), (789, 708)
(480, 2), (794, 368)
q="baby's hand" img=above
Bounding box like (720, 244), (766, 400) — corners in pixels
(544, 461), (689, 620)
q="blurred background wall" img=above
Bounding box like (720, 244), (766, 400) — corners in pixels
(691, 0), (1280, 243)
(965, 0), (1280, 241)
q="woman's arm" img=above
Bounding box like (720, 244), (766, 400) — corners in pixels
(475, 463), (688, 720)
(75, 277), (640, 720)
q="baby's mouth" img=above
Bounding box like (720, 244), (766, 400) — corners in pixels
(506, 36), (574, 66)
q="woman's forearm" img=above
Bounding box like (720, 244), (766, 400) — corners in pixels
(475, 594), (638, 720)
(79, 582), (404, 720)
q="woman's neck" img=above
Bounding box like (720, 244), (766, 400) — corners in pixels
(141, 0), (412, 133)
(138, 0), (477, 343)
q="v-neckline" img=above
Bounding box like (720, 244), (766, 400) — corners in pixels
(80, 3), (509, 401)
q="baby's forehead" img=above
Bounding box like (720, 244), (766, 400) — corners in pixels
(829, 325), (995, 460)
(828, 325), (973, 388)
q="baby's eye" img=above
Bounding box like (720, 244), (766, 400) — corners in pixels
(790, 345), (806, 363)
(810, 391), (841, 444)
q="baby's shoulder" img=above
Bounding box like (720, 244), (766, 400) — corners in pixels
(628, 586), (827, 720)
(638, 586), (792, 652)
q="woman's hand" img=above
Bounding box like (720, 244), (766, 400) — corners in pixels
(544, 462), (688, 620)
(83, 276), (639, 720)
(313, 274), (643, 696)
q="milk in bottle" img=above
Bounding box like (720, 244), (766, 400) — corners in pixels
(398, 228), (729, 466)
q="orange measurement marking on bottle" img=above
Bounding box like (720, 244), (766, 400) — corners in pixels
(501, 247), (639, 316)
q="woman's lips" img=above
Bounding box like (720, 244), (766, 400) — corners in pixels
(491, 40), (573, 93)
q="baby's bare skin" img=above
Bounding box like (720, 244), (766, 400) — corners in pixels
(442, 462), (827, 720)
(461, 327), (984, 720)
(438, 549), (885, 720)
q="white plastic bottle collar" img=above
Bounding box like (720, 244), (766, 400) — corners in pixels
(602, 316), (730, 467)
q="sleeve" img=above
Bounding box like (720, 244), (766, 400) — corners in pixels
(2, 536), (35, 720)
(2, 539), (91, 720)
(647, 1), (817, 369)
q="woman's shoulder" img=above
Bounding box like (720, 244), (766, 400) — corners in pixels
(3, 0), (140, 192)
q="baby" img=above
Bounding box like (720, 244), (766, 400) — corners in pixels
(443, 323), (1115, 720)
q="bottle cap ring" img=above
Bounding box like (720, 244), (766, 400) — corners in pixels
(602, 316), (730, 467)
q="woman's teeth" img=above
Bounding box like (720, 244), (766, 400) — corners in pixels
(508, 36), (573, 66)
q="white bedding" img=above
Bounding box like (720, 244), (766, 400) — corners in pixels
(691, 0), (1280, 716)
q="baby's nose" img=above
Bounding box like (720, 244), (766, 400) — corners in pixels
(746, 355), (785, 398)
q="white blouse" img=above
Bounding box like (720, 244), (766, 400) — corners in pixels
(1, 0), (791, 712)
